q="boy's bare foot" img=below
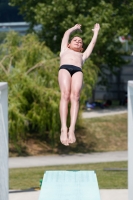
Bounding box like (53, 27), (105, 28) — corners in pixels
(68, 127), (76, 144)
(60, 128), (69, 146)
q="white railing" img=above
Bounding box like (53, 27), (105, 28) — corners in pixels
(128, 81), (133, 200)
(0, 82), (8, 200)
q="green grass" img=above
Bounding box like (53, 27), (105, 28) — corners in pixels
(9, 161), (127, 190)
(9, 113), (127, 156)
(78, 113), (127, 152)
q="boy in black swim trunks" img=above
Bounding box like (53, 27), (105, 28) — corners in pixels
(58, 23), (100, 146)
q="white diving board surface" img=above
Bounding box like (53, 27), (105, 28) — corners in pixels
(39, 171), (101, 200)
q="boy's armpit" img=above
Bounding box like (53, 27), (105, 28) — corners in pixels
(60, 47), (67, 56)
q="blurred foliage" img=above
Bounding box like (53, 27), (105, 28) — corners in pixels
(0, 32), (98, 146)
(0, 32), (7, 43)
(0, 32), (60, 145)
(9, 0), (133, 83)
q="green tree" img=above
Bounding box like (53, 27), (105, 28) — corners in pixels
(0, 31), (60, 144)
(9, 0), (133, 84)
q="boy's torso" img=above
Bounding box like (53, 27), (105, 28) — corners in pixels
(60, 48), (83, 68)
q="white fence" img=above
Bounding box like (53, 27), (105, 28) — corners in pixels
(128, 81), (133, 200)
(0, 82), (8, 200)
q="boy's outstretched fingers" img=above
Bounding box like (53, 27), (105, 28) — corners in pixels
(74, 24), (82, 32)
(92, 23), (100, 32)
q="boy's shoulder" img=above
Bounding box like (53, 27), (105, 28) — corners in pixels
(60, 48), (83, 57)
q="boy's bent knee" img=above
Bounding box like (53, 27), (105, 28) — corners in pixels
(61, 91), (70, 101)
(70, 92), (80, 102)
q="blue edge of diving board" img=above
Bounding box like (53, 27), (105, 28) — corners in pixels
(38, 170), (101, 200)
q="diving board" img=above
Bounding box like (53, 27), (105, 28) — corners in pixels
(38, 171), (101, 200)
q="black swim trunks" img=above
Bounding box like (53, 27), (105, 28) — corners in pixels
(59, 65), (83, 77)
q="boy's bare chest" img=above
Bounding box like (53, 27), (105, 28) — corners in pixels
(61, 49), (83, 60)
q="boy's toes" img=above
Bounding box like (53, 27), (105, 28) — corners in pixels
(60, 128), (69, 146)
(68, 129), (76, 144)
(61, 139), (69, 146)
(69, 138), (76, 144)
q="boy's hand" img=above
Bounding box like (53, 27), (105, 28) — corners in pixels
(73, 24), (82, 32)
(92, 23), (100, 33)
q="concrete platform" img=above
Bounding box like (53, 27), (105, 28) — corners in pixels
(9, 151), (127, 168)
(82, 107), (127, 118)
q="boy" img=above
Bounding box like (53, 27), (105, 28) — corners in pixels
(58, 23), (100, 146)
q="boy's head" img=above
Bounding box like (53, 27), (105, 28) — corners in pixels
(68, 36), (83, 52)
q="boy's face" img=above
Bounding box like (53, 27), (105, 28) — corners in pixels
(68, 36), (83, 52)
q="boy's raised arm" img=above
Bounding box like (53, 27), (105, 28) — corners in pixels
(60, 24), (82, 52)
(83, 23), (100, 62)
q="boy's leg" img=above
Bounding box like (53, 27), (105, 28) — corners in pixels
(58, 69), (71, 145)
(69, 72), (83, 143)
